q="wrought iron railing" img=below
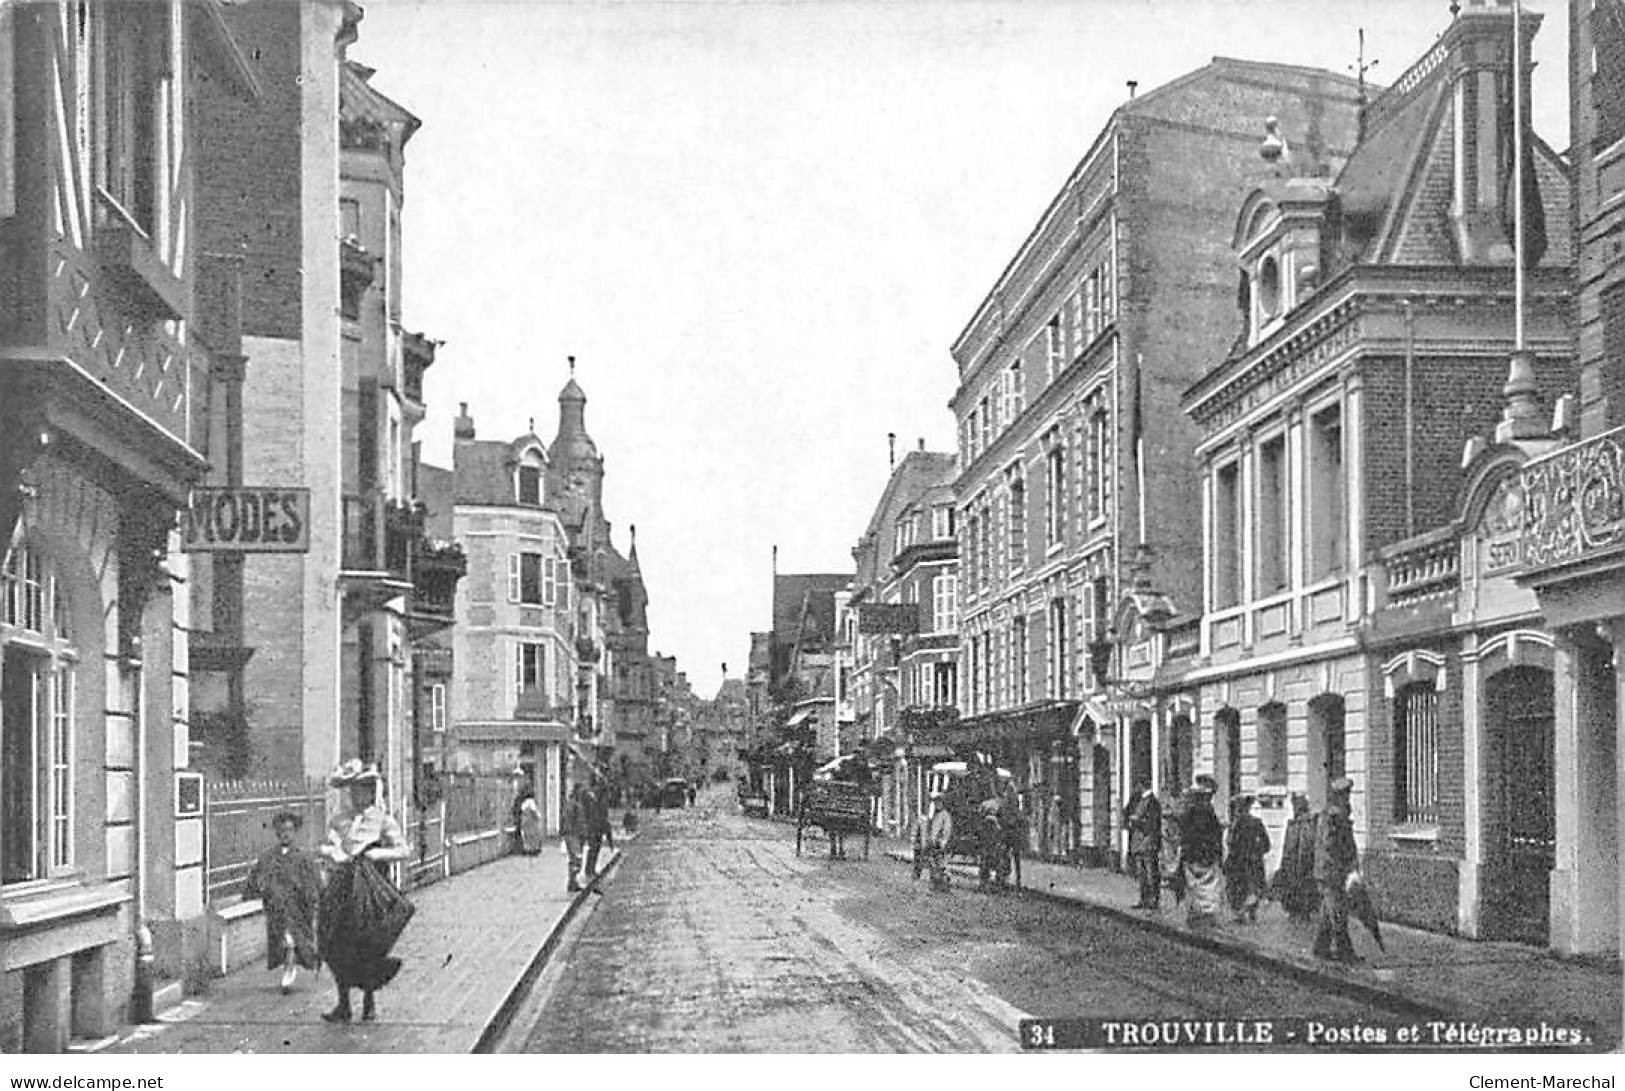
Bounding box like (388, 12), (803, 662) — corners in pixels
(1519, 425), (1625, 575)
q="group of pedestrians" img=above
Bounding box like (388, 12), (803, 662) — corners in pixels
(243, 759), (416, 1025)
(1124, 773), (1367, 963)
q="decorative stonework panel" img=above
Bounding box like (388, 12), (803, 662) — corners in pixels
(1520, 426), (1625, 571)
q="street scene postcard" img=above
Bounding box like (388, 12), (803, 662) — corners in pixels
(0, 0), (1621, 1077)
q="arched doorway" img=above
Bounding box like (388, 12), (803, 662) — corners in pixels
(1484, 665), (1555, 945)
(1306, 694), (1346, 810)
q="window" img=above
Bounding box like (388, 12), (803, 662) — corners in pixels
(1067, 291), (1084, 361)
(1214, 461), (1242, 608)
(1309, 405), (1345, 579)
(1258, 703), (1288, 786)
(340, 197), (361, 242)
(517, 466), (542, 506)
(1089, 405), (1110, 523)
(1012, 615), (1028, 705)
(932, 573), (957, 633)
(979, 501), (992, 592)
(1045, 434), (1065, 548)
(514, 641), (548, 703)
(512, 552), (544, 605)
(1047, 597), (1070, 699)
(1007, 361), (1025, 421)
(1395, 683), (1439, 824)
(1, 540), (76, 885)
(930, 661), (957, 708)
(1257, 255), (1282, 319)
(1006, 464), (1025, 570)
(429, 683), (446, 732)
(931, 505), (953, 541)
(1258, 434), (1288, 594)
(1046, 317), (1063, 379)
(968, 633), (982, 715)
(95, 3), (165, 235)
(1085, 269), (1103, 342)
(979, 395), (993, 451)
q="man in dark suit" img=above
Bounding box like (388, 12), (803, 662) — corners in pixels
(1313, 776), (1361, 962)
(1125, 777), (1163, 909)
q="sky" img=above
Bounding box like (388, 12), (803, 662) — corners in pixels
(351, 0), (1571, 699)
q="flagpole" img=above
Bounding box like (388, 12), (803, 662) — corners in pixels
(1513, 0), (1525, 353)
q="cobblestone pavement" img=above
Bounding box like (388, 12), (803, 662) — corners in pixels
(520, 794), (1376, 1053)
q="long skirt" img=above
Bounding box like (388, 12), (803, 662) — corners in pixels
(519, 808), (543, 854)
(319, 859), (405, 991)
(1184, 860), (1224, 924)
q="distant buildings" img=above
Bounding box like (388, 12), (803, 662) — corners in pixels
(840, 441), (959, 836)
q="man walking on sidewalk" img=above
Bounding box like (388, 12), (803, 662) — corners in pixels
(584, 777), (616, 881)
(1125, 777), (1162, 910)
(1313, 776), (1360, 963)
(562, 781), (589, 893)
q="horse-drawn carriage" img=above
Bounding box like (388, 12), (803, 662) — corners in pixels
(910, 760), (1023, 888)
(795, 778), (873, 858)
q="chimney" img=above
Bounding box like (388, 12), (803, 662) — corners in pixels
(454, 401), (475, 442)
(887, 432), (896, 469)
(917, 437), (926, 452)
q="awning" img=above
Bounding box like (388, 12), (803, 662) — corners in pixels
(785, 701), (833, 728)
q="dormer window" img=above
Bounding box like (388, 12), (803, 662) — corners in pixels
(1257, 255), (1282, 318)
(517, 465), (542, 506)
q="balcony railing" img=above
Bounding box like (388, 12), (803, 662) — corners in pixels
(1379, 530), (1460, 608)
(410, 540), (466, 626)
(514, 689), (572, 724)
(1519, 425), (1625, 578)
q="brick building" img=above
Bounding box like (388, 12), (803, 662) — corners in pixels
(839, 442), (958, 836)
(1512, 0), (1625, 958)
(0, 0), (255, 1049)
(949, 57), (1364, 866)
(1178, 2), (1575, 938)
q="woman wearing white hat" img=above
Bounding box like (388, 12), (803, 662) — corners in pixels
(318, 760), (413, 1024)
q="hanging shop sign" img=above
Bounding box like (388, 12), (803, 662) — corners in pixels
(182, 487), (310, 552)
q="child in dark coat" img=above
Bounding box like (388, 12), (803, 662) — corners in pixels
(244, 811), (324, 993)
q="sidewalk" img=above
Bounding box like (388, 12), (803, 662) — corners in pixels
(888, 846), (1622, 1048)
(99, 835), (629, 1054)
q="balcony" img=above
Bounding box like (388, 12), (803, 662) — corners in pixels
(514, 689), (572, 724)
(1378, 529), (1460, 610)
(1519, 425), (1625, 586)
(407, 539), (466, 638)
(341, 500), (425, 617)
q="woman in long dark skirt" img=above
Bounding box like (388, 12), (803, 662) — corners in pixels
(319, 761), (413, 1024)
(1224, 793), (1271, 924)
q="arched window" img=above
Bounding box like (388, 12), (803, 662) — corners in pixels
(1, 537), (78, 884)
(1258, 702), (1288, 786)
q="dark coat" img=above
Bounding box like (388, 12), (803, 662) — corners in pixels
(1125, 790), (1163, 857)
(244, 844), (323, 971)
(1271, 812), (1320, 916)
(1313, 801), (1359, 885)
(1177, 797), (1223, 867)
(1224, 812), (1271, 903)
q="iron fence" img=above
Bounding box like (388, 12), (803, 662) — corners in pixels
(204, 777), (328, 904)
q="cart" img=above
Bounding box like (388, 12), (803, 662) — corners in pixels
(795, 779), (873, 859)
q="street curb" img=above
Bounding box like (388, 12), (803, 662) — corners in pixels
(882, 849), (1449, 1020)
(470, 838), (632, 1053)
